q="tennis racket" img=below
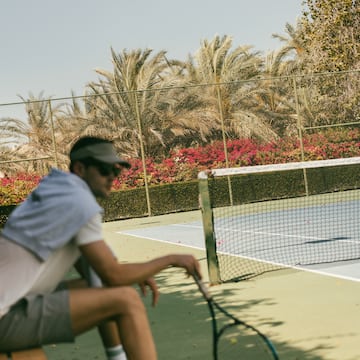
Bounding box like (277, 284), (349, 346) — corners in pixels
(193, 275), (279, 360)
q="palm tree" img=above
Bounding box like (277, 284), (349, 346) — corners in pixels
(272, 22), (306, 69)
(273, 18), (360, 128)
(176, 35), (278, 142)
(243, 50), (299, 136)
(0, 92), (65, 173)
(83, 47), (185, 158)
(269, 22), (327, 133)
(55, 92), (98, 149)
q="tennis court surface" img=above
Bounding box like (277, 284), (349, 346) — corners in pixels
(44, 210), (360, 360)
(118, 200), (360, 283)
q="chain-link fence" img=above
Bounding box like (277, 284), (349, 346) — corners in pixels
(1, 70), (359, 215)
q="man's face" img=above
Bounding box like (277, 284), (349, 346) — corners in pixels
(79, 161), (122, 198)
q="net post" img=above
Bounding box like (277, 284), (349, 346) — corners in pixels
(198, 171), (221, 285)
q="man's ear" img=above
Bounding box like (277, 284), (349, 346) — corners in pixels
(72, 161), (86, 177)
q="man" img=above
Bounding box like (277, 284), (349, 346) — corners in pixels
(0, 136), (202, 360)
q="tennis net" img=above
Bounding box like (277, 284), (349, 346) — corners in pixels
(198, 157), (360, 284)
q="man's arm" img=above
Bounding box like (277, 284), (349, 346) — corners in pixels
(79, 240), (201, 287)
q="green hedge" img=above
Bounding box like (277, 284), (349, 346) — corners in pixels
(0, 205), (16, 228)
(208, 171), (303, 207)
(208, 164), (360, 207)
(98, 180), (199, 221)
(1, 164), (359, 227)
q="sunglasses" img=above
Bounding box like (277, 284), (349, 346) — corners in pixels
(95, 162), (121, 177)
(83, 159), (122, 177)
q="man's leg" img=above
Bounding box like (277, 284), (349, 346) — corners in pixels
(98, 321), (120, 346)
(76, 260), (127, 359)
(66, 278), (126, 359)
(69, 286), (157, 360)
(98, 321), (126, 359)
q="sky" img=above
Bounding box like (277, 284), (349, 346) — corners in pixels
(0, 0), (303, 119)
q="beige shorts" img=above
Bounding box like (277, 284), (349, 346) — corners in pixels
(0, 289), (74, 352)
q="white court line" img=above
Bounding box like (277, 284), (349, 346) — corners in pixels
(117, 231), (205, 251)
(216, 249), (360, 283)
(170, 223), (203, 229)
(117, 223), (360, 282)
(172, 222), (360, 245)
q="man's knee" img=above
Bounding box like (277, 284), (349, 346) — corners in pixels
(105, 286), (145, 315)
(69, 286), (147, 334)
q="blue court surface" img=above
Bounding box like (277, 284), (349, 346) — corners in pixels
(118, 206), (360, 282)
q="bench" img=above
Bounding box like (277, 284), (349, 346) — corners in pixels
(0, 348), (47, 360)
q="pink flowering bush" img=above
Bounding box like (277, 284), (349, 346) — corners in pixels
(0, 173), (42, 206)
(1, 128), (360, 205)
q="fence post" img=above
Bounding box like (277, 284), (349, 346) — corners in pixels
(292, 76), (309, 196)
(216, 83), (233, 206)
(47, 100), (58, 169)
(134, 91), (152, 216)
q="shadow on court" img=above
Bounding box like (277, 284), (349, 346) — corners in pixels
(44, 212), (360, 359)
(44, 268), (359, 360)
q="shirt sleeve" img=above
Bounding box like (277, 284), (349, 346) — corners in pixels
(74, 213), (103, 246)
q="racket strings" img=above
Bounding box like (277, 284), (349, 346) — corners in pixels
(193, 276), (279, 359)
(217, 322), (277, 359)
(212, 302), (278, 359)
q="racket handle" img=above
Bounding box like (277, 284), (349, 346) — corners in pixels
(193, 274), (212, 300)
(82, 257), (103, 288)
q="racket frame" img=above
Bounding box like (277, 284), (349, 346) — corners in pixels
(193, 275), (279, 360)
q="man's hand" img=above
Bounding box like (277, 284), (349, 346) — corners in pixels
(172, 254), (202, 279)
(139, 277), (159, 307)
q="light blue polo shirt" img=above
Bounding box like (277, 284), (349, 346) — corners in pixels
(1, 168), (103, 261)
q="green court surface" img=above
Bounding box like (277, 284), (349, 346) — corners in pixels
(44, 211), (360, 360)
